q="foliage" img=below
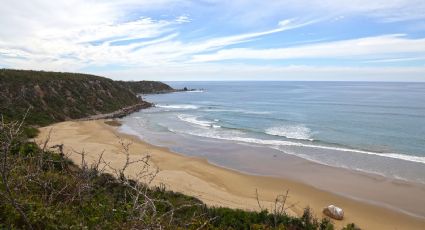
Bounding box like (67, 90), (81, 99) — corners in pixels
(0, 69), (173, 126)
(117, 80), (174, 94)
(342, 223), (361, 230)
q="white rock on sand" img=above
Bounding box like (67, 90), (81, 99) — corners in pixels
(323, 205), (344, 220)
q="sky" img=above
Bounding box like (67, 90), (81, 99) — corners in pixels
(0, 0), (425, 81)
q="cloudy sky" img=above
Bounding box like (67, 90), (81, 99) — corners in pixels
(1, 0), (425, 81)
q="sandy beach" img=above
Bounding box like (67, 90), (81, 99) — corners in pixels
(36, 120), (425, 230)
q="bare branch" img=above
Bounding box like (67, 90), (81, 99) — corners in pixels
(255, 188), (264, 211)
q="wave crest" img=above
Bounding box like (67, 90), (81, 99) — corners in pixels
(170, 128), (425, 165)
(177, 114), (220, 128)
(156, 104), (198, 109)
(265, 125), (313, 141)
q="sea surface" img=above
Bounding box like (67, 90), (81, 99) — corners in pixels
(120, 81), (425, 184)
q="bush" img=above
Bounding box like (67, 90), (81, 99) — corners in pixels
(23, 127), (40, 138)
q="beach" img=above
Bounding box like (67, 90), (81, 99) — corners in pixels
(36, 120), (425, 230)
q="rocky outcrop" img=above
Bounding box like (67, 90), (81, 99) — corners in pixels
(322, 205), (344, 220)
(79, 101), (152, 121)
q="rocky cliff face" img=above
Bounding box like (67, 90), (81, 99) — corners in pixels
(0, 69), (172, 125)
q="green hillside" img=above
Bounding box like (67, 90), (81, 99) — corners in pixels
(0, 69), (172, 126)
(117, 80), (174, 94)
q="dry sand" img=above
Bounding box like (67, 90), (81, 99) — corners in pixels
(36, 120), (425, 230)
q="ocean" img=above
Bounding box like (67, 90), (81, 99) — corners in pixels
(120, 81), (425, 184)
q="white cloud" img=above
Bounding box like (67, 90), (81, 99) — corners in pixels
(100, 64), (425, 82)
(176, 15), (191, 24)
(0, 0), (188, 70)
(303, 0), (425, 20)
(0, 0), (424, 81)
(191, 34), (425, 62)
(0, 0), (185, 42)
(216, 0), (425, 23)
(0, 2), (312, 71)
(364, 56), (425, 63)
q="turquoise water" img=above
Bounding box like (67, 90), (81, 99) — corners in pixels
(120, 82), (425, 183)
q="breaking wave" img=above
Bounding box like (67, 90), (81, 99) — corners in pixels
(265, 125), (313, 141)
(169, 128), (425, 165)
(177, 114), (221, 128)
(156, 104), (199, 109)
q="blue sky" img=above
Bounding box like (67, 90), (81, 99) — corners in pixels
(0, 0), (425, 81)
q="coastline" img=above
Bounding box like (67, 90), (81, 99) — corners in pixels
(74, 88), (197, 121)
(36, 120), (425, 230)
(77, 101), (152, 121)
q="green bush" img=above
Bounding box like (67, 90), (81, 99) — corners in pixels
(23, 127), (40, 138)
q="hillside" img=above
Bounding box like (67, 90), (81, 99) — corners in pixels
(0, 69), (173, 125)
(117, 80), (174, 94)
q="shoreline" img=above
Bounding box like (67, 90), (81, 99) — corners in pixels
(180, 153), (425, 220)
(36, 120), (425, 230)
(163, 137), (425, 220)
(119, 117), (425, 221)
(77, 101), (153, 121)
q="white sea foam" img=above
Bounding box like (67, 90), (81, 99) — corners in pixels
(171, 128), (425, 165)
(265, 125), (313, 140)
(156, 104), (199, 109)
(177, 114), (220, 128)
(205, 108), (271, 115)
(118, 124), (144, 139)
(186, 90), (204, 93)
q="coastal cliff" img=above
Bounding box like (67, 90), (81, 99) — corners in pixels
(0, 69), (172, 125)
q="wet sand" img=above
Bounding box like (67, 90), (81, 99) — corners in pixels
(36, 120), (425, 229)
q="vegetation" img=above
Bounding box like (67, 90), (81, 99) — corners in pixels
(0, 69), (173, 126)
(117, 80), (174, 94)
(0, 116), (360, 229)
